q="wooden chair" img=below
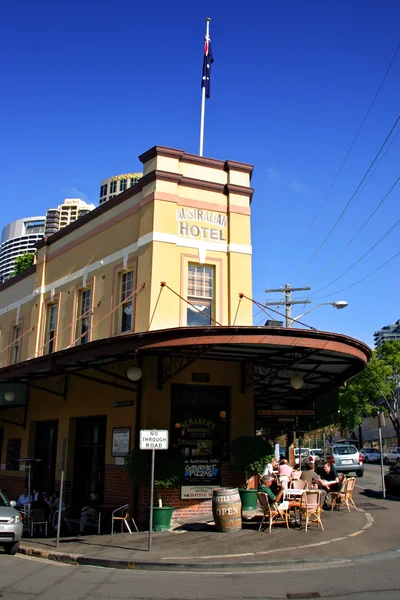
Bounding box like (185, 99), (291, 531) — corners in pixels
(331, 477), (357, 512)
(111, 504), (139, 534)
(257, 492), (289, 533)
(291, 479), (307, 490)
(299, 490), (324, 532)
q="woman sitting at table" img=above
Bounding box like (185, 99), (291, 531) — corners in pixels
(278, 459), (293, 488)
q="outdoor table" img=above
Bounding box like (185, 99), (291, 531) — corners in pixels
(284, 488), (305, 499)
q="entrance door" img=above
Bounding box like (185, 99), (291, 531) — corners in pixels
(34, 420), (58, 494)
(73, 416), (106, 508)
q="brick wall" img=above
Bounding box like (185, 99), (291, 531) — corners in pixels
(104, 465), (133, 508)
(0, 473), (26, 501)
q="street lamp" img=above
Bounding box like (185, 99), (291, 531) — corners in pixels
(289, 300), (348, 326)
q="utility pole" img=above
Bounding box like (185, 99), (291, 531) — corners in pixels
(265, 284), (311, 327)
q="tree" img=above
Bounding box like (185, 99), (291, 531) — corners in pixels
(12, 252), (35, 276)
(340, 341), (400, 445)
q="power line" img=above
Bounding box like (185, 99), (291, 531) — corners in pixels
(312, 249), (400, 299)
(298, 42), (400, 246)
(311, 176), (400, 284)
(309, 216), (400, 297)
(294, 114), (400, 278)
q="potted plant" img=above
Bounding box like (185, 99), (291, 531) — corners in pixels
(125, 447), (185, 531)
(230, 436), (274, 510)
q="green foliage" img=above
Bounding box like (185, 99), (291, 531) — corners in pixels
(12, 252), (35, 277)
(230, 436), (273, 484)
(339, 341), (400, 443)
(125, 447), (185, 505)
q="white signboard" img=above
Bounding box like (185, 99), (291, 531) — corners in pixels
(139, 429), (169, 450)
(181, 486), (218, 500)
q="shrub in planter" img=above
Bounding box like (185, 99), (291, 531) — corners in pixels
(125, 447), (185, 530)
(230, 436), (274, 509)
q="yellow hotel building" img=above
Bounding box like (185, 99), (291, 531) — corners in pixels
(0, 146), (370, 522)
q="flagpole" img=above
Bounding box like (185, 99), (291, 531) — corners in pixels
(199, 17), (211, 157)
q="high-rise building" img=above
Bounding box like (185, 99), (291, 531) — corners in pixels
(99, 173), (143, 205)
(45, 198), (95, 237)
(0, 217), (45, 283)
(374, 320), (400, 348)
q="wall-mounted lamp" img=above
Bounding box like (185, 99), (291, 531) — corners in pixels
(4, 391), (16, 402)
(290, 375), (304, 390)
(126, 366), (142, 382)
(219, 411), (227, 420)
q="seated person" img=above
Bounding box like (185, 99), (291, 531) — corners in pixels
(278, 459), (293, 488)
(31, 493), (50, 519)
(301, 462), (326, 507)
(262, 458), (277, 477)
(32, 487), (40, 501)
(16, 487), (31, 509)
(320, 460), (340, 493)
(258, 475), (300, 512)
(79, 491), (99, 535)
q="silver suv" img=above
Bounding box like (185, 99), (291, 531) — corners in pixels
(0, 490), (23, 555)
(326, 444), (364, 477)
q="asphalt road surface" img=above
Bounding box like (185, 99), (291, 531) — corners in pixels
(0, 552), (398, 600)
(357, 461), (386, 494)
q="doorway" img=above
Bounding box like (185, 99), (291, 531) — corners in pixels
(72, 416), (107, 508)
(34, 420), (58, 494)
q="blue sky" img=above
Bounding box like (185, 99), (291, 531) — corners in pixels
(0, 1), (399, 348)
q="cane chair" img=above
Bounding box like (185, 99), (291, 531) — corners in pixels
(257, 492), (289, 533)
(111, 504), (139, 534)
(331, 477), (357, 512)
(292, 470), (302, 481)
(291, 479), (307, 490)
(298, 490), (324, 532)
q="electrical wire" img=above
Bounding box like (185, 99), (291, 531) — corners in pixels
(308, 217), (400, 297)
(294, 114), (400, 278)
(298, 42), (400, 246)
(312, 249), (400, 299)
(310, 176), (400, 285)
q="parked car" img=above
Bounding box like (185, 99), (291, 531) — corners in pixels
(360, 447), (381, 463)
(294, 447), (311, 465)
(325, 444), (364, 477)
(301, 449), (322, 468)
(0, 489), (23, 555)
(383, 446), (400, 465)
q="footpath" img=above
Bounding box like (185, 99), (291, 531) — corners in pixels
(19, 488), (400, 572)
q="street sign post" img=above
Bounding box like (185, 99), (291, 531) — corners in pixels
(56, 437), (67, 548)
(139, 430), (169, 550)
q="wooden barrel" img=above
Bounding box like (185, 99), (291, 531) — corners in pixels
(212, 487), (242, 532)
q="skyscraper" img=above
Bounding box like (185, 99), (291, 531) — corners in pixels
(99, 173), (143, 205)
(0, 217), (45, 283)
(45, 198), (95, 237)
(374, 320), (400, 348)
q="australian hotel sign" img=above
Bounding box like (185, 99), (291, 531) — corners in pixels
(176, 208), (227, 242)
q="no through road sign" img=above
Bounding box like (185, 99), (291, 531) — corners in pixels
(139, 429), (169, 450)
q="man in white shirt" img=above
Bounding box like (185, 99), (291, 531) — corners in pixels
(263, 458), (277, 477)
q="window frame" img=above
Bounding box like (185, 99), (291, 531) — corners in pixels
(118, 270), (135, 333)
(76, 287), (92, 345)
(45, 302), (58, 354)
(10, 324), (22, 364)
(110, 181), (117, 193)
(187, 264), (214, 327)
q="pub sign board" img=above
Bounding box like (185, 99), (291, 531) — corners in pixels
(184, 457), (220, 484)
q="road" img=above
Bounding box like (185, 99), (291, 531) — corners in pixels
(0, 464), (398, 600)
(357, 461), (386, 493)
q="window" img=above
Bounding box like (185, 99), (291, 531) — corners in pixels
(77, 288), (92, 344)
(119, 270), (134, 333)
(130, 177), (140, 187)
(10, 324), (22, 364)
(45, 303), (58, 354)
(6, 438), (21, 470)
(110, 181), (117, 193)
(187, 265), (214, 326)
(100, 183), (108, 198)
(119, 179), (127, 192)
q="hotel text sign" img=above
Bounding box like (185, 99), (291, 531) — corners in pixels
(258, 409), (315, 417)
(177, 208), (227, 242)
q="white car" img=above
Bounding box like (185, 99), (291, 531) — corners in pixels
(0, 490), (23, 555)
(383, 446), (400, 465)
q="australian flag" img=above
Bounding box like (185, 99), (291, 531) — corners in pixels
(201, 35), (214, 99)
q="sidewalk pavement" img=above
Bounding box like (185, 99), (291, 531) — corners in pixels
(19, 488), (400, 571)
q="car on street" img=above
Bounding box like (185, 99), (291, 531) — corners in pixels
(383, 446), (400, 465)
(301, 448), (322, 468)
(294, 447), (311, 465)
(360, 447), (381, 463)
(0, 489), (23, 555)
(325, 444), (364, 477)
